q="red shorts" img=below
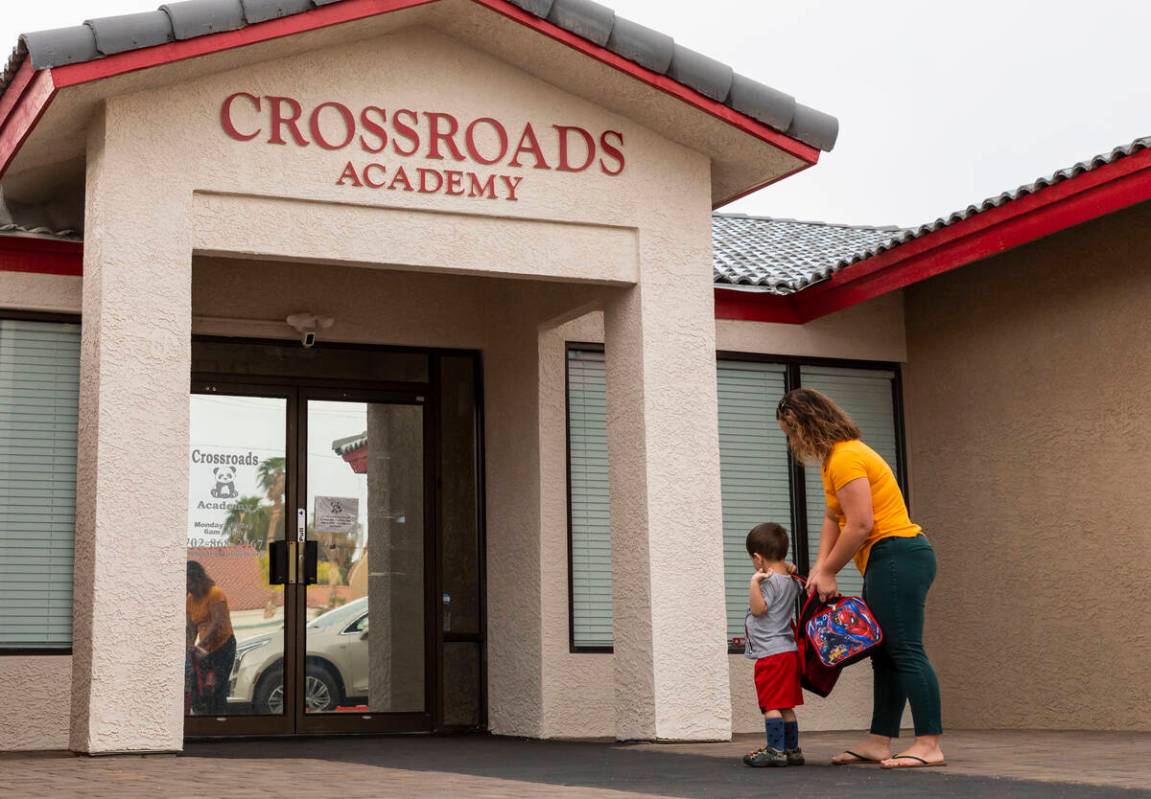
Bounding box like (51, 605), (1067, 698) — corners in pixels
(754, 651), (804, 712)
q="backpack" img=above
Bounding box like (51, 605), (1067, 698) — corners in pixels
(793, 579), (884, 697)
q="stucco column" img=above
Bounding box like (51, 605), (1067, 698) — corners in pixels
(366, 404), (424, 712)
(484, 316), (545, 737)
(70, 104), (192, 753)
(603, 275), (730, 741)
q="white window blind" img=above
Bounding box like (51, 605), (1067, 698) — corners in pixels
(567, 349), (612, 648)
(716, 360), (792, 642)
(801, 366), (899, 596)
(0, 319), (80, 649)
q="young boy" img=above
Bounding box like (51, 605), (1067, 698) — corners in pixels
(742, 522), (804, 768)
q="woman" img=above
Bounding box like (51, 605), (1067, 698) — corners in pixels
(776, 389), (944, 769)
(186, 561), (237, 715)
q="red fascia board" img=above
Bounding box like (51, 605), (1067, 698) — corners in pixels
(471, 0), (821, 172)
(0, 69), (57, 181)
(0, 0), (437, 178)
(713, 287), (799, 324)
(49, 0), (437, 91)
(0, 59), (35, 133)
(0, 236), (83, 276)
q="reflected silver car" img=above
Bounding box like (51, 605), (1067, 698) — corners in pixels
(229, 597), (370, 714)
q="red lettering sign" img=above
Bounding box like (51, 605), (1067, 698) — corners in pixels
(221, 93), (627, 203)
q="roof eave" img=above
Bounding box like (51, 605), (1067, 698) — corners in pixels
(717, 140), (1151, 324)
(0, 0), (835, 189)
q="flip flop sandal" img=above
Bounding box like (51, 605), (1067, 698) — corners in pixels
(832, 750), (885, 766)
(881, 754), (947, 769)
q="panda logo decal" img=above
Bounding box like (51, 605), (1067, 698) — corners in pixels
(210, 466), (238, 499)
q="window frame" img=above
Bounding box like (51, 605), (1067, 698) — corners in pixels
(719, 351), (909, 580)
(564, 342), (908, 655)
(565, 342), (612, 654)
(0, 309), (82, 657)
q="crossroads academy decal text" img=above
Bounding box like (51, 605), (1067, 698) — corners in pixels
(220, 93), (626, 202)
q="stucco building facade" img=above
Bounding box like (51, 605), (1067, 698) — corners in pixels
(0, 0), (1147, 756)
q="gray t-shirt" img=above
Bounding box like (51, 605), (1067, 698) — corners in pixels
(744, 572), (799, 660)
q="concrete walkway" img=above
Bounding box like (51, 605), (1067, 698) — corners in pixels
(1, 730), (1147, 798)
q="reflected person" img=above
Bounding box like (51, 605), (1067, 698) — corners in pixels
(186, 560), (237, 715)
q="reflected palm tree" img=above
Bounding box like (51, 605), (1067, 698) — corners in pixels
(223, 496), (271, 547)
(257, 457), (286, 550)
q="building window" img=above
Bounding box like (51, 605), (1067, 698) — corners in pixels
(717, 360), (792, 641)
(566, 347), (905, 652)
(0, 317), (81, 651)
(797, 365), (903, 597)
(566, 347), (612, 650)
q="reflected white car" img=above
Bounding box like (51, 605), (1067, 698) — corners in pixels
(228, 597), (370, 714)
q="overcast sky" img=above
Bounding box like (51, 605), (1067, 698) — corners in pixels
(4, 1), (1150, 227)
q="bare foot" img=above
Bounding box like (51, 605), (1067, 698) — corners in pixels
(831, 735), (892, 765)
(880, 738), (945, 769)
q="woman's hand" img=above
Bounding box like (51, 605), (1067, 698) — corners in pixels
(806, 568), (839, 602)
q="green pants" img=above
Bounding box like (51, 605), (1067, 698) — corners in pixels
(862, 534), (943, 737)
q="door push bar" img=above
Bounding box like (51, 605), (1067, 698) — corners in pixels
(268, 509), (318, 585)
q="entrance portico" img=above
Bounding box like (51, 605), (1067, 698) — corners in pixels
(0, 0), (836, 754)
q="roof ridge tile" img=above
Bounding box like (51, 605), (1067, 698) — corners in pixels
(3, 0), (839, 152)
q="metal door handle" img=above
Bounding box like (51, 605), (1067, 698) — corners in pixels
(304, 541), (318, 585)
(268, 541), (289, 585)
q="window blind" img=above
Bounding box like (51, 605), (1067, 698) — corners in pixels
(567, 349), (612, 648)
(716, 360), (792, 642)
(0, 319), (80, 648)
(801, 366), (899, 596)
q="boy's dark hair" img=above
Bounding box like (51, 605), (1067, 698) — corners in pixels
(745, 523), (790, 561)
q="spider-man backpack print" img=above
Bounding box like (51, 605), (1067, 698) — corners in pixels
(804, 595), (883, 669)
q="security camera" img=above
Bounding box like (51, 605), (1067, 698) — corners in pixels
(286, 313), (334, 349)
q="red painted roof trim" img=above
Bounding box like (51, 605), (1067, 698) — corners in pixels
(49, 0), (437, 91)
(472, 0), (820, 174)
(713, 288), (798, 324)
(0, 69), (56, 181)
(0, 0), (818, 188)
(0, 0), (437, 179)
(0, 59), (36, 133)
(717, 144), (1151, 324)
(0, 235), (83, 276)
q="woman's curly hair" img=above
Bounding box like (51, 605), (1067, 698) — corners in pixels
(776, 388), (861, 463)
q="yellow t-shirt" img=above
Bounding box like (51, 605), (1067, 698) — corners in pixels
(187, 585), (234, 653)
(822, 439), (922, 574)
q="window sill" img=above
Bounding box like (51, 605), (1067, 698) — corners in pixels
(0, 648), (73, 657)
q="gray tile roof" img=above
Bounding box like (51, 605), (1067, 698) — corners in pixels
(712, 213), (905, 294)
(0, 0), (837, 152)
(714, 135), (1151, 295)
(821, 135), (1151, 277)
(0, 223), (80, 240)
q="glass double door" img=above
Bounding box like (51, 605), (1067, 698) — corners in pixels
(185, 384), (432, 736)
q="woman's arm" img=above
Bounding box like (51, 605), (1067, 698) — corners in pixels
(808, 478), (874, 600)
(811, 509), (840, 573)
(197, 601), (230, 651)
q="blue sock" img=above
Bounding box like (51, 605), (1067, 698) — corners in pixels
(764, 717), (785, 751)
(784, 720), (799, 751)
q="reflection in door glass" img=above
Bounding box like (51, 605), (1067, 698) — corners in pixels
(186, 394), (287, 717)
(305, 401), (425, 714)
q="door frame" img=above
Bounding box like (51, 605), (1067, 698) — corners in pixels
(185, 337), (487, 738)
(294, 385), (434, 735)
